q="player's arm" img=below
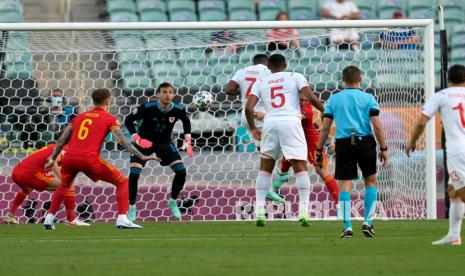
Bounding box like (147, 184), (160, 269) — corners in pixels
(52, 154), (62, 179)
(371, 115), (388, 165)
(111, 127), (160, 162)
(180, 108), (194, 158)
(301, 86), (324, 113)
(245, 94), (261, 140)
(124, 105), (152, 148)
(406, 114), (430, 157)
(45, 126), (72, 169)
(224, 80), (240, 96)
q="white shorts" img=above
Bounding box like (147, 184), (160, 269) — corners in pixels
(447, 154), (465, 191)
(260, 119), (307, 161)
(241, 110), (264, 147)
(330, 28), (359, 43)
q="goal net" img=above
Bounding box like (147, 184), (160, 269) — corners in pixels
(0, 20), (436, 223)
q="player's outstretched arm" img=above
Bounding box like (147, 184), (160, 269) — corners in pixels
(112, 128), (160, 162)
(406, 114), (430, 157)
(371, 115), (388, 165)
(45, 126), (72, 169)
(301, 86), (324, 113)
(180, 108), (194, 158)
(245, 94), (261, 141)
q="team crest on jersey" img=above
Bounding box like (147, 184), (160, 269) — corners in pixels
(169, 117), (175, 123)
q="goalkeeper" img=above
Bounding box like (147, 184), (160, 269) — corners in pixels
(124, 83), (193, 221)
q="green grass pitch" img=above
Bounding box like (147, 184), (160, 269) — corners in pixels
(0, 220), (463, 276)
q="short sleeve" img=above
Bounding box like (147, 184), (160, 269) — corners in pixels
(422, 93), (443, 118)
(294, 73), (309, 90)
(230, 69), (243, 84)
(323, 96), (334, 118)
(369, 95), (380, 111)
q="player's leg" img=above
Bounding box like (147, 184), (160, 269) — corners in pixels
(128, 160), (146, 222)
(289, 159), (311, 227)
(307, 136), (339, 204)
(90, 159), (142, 229)
(433, 154), (465, 245)
(256, 157), (275, 227)
(167, 160), (187, 219)
(334, 138), (358, 238)
(432, 185), (464, 245)
(4, 187), (30, 224)
(280, 120), (311, 227)
(358, 136), (378, 237)
(272, 157), (291, 192)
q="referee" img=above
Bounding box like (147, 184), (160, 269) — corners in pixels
(316, 66), (388, 238)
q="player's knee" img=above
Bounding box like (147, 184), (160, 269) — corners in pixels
(171, 162), (186, 178)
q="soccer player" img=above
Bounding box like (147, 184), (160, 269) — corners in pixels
(124, 82), (192, 221)
(225, 54), (283, 203)
(406, 65), (465, 245)
(3, 144), (88, 226)
(316, 66), (388, 238)
(273, 94), (339, 205)
(245, 53), (324, 227)
(43, 88), (158, 230)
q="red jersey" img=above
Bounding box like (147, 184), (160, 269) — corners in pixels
(66, 107), (120, 158)
(15, 144), (55, 171)
(301, 103), (319, 138)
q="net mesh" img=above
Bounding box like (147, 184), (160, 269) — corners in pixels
(0, 25), (429, 222)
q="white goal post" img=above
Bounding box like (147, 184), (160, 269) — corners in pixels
(0, 19), (436, 222)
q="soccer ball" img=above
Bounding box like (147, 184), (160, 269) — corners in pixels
(193, 91), (213, 111)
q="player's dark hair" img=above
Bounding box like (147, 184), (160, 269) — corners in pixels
(91, 88), (111, 106)
(342, 66), (362, 85)
(448, 64), (465, 84)
(156, 82), (174, 93)
(268, 54), (286, 69)
(253, 54), (268, 65)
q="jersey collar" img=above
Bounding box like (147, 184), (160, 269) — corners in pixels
(156, 100), (174, 113)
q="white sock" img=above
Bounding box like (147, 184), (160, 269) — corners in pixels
(256, 171), (271, 212)
(295, 171), (310, 215)
(448, 199), (465, 238)
(44, 213), (55, 224)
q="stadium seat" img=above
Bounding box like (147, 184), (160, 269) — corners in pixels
(227, 0), (255, 13)
(377, 0), (405, 19)
(120, 61), (152, 89)
(179, 48), (208, 64)
(442, 0), (463, 11)
(136, 0), (166, 13)
(0, 0), (22, 23)
(139, 10), (168, 22)
(452, 24), (465, 41)
(167, 0), (196, 13)
(444, 9), (465, 25)
(451, 35), (465, 50)
(408, 0), (435, 13)
(169, 10), (197, 22)
(148, 50), (177, 66)
(258, 0), (287, 21)
(350, 0), (375, 19)
(199, 10), (227, 21)
(109, 12), (138, 22)
(198, 0), (226, 14)
(107, 0), (136, 14)
(451, 49), (465, 63)
(288, 0), (316, 20)
(229, 10), (257, 21)
(183, 75), (215, 89)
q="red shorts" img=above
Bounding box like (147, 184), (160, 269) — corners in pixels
(12, 166), (54, 191)
(60, 155), (125, 186)
(305, 134), (328, 167)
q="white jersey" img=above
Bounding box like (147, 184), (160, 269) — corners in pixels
(251, 71), (309, 122)
(230, 64), (270, 110)
(422, 87), (465, 156)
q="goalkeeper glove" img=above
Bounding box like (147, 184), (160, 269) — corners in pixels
(184, 134), (194, 158)
(132, 134), (153, 149)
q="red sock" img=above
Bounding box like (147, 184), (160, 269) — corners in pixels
(48, 183), (67, 215)
(115, 178), (129, 215)
(323, 175), (339, 204)
(64, 190), (76, 222)
(280, 158), (292, 174)
(9, 189), (28, 215)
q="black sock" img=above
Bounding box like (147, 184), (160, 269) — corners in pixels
(170, 163), (186, 200)
(129, 167), (142, 205)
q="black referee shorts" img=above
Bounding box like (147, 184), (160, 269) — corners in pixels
(335, 135), (377, 180)
(130, 142), (181, 167)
